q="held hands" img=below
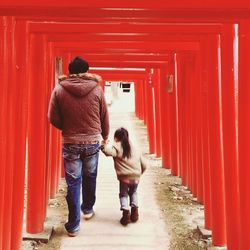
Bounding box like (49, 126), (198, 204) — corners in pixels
(102, 139), (109, 145)
(100, 138), (109, 150)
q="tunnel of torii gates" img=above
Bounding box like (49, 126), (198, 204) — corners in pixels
(1, 1), (250, 249)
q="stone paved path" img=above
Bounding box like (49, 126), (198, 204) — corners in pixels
(60, 93), (171, 250)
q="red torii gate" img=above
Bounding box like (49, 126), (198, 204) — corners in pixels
(1, 3), (250, 250)
(0, 15), (229, 248)
(43, 22), (227, 246)
(0, 16), (222, 248)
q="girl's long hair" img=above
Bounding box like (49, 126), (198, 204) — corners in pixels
(114, 127), (131, 159)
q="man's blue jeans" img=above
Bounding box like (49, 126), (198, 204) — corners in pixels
(62, 143), (99, 232)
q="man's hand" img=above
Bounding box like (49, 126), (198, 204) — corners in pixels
(102, 139), (109, 145)
(100, 139), (109, 151)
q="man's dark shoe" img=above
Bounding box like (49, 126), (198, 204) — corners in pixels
(120, 209), (131, 226)
(131, 207), (139, 222)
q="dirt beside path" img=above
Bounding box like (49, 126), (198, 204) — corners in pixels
(21, 181), (67, 250)
(148, 155), (212, 250)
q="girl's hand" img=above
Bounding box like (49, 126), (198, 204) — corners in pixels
(102, 139), (109, 145)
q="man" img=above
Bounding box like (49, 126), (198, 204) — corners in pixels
(48, 56), (109, 237)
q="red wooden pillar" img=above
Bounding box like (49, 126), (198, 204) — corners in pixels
(47, 48), (56, 199)
(10, 19), (29, 250)
(62, 52), (71, 75)
(186, 68), (192, 191)
(1, 16), (15, 250)
(134, 80), (139, 117)
(136, 81), (140, 118)
(150, 70), (157, 154)
(26, 34), (48, 233)
(185, 59), (193, 191)
(139, 80), (145, 121)
(206, 34), (226, 246)
(61, 160), (65, 179)
(47, 126), (53, 199)
(143, 80), (148, 126)
(153, 68), (162, 157)
(0, 18), (3, 249)
(60, 133), (64, 178)
(49, 128), (59, 199)
(191, 51), (203, 202)
(100, 78), (105, 90)
(136, 80), (142, 119)
(44, 39), (51, 220)
(175, 54), (184, 181)
(56, 131), (62, 192)
(136, 81), (142, 119)
(195, 53), (204, 204)
(200, 36), (212, 230)
(50, 128), (60, 198)
(58, 96), (64, 181)
(168, 54), (179, 176)
(52, 54), (65, 180)
(238, 20), (250, 250)
(220, 24), (240, 250)
(160, 67), (171, 168)
(178, 54), (191, 187)
(45, 43), (54, 204)
(134, 81), (138, 116)
(190, 82), (195, 195)
(139, 80), (144, 120)
(188, 52), (199, 197)
(176, 53), (182, 178)
(0, 17), (4, 249)
(143, 79), (147, 123)
(0, 16), (9, 250)
(146, 70), (156, 154)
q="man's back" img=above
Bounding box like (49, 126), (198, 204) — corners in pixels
(48, 73), (109, 144)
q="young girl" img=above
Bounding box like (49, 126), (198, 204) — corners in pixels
(101, 127), (147, 226)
